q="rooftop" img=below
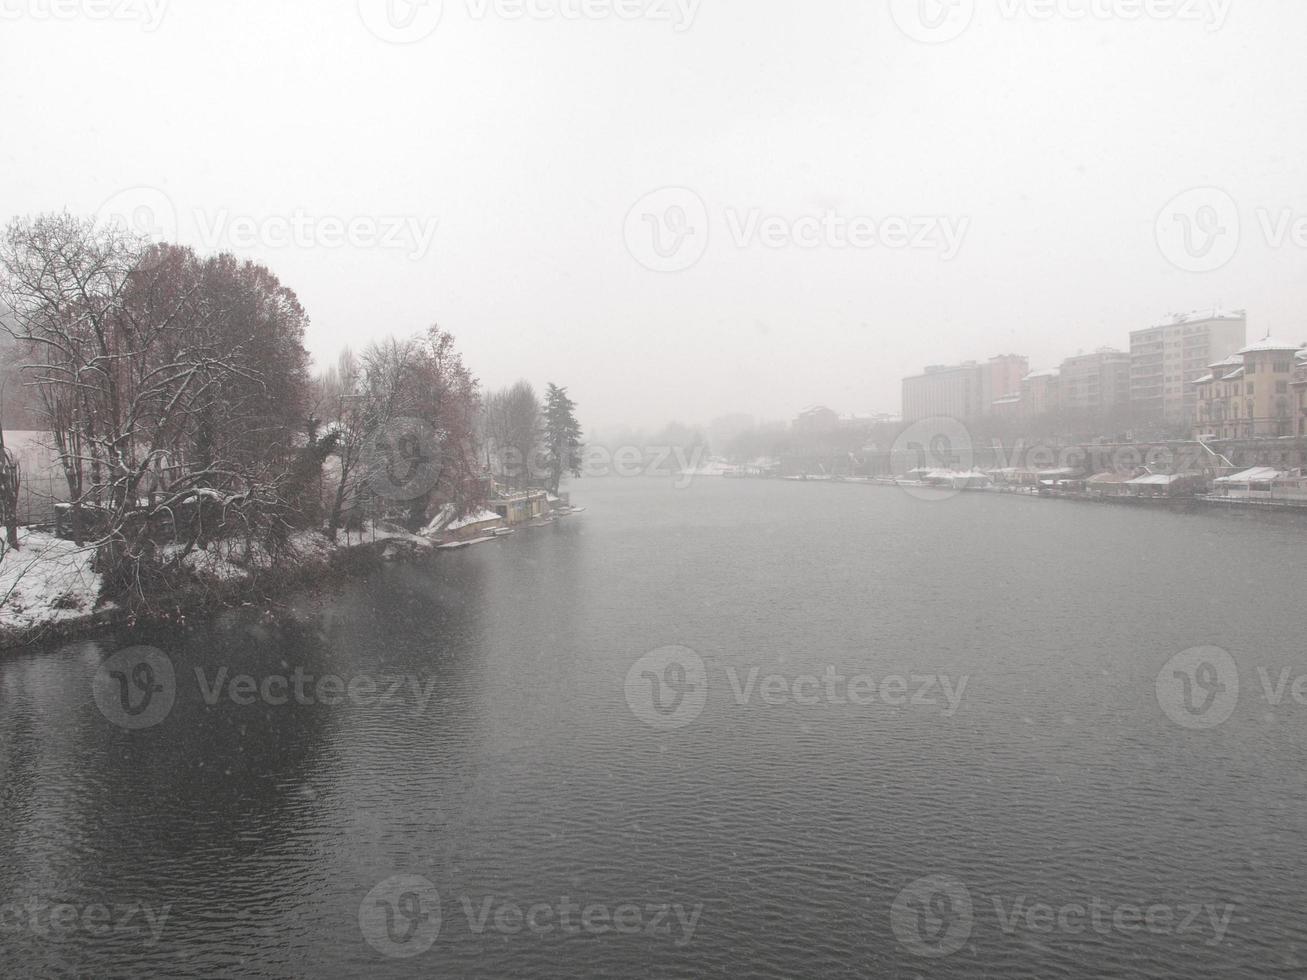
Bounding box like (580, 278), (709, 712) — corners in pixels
(1162, 308), (1247, 326)
(1238, 337), (1303, 354)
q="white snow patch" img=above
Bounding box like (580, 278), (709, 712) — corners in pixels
(0, 530), (103, 632)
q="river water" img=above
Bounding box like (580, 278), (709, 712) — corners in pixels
(1, 477), (1306, 978)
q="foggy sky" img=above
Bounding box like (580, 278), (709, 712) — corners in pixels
(3, 0), (1305, 432)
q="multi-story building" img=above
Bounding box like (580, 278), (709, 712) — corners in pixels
(1021, 368), (1061, 418)
(901, 354), (1028, 422)
(1130, 310), (1247, 424)
(1060, 347), (1131, 416)
(1293, 351), (1307, 436)
(1193, 338), (1304, 440)
(793, 405), (840, 434)
(982, 354), (1030, 414)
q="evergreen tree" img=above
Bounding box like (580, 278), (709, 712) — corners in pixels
(542, 383), (583, 495)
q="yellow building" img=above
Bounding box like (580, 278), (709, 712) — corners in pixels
(1194, 339), (1304, 440)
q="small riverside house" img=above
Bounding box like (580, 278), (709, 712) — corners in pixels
(489, 489), (548, 525)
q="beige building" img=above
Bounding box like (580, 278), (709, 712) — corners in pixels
(1193, 338), (1304, 440)
(1020, 369), (1060, 418)
(1294, 351), (1307, 436)
(901, 354), (1028, 422)
(1060, 348), (1131, 416)
(1130, 310), (1247, 424)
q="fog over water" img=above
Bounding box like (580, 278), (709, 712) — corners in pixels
(4, 1), (1307, 428)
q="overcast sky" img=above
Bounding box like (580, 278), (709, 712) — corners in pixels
(3, 0), (1305, 431)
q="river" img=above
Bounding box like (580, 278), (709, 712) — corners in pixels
(1, 477), (1305, 977)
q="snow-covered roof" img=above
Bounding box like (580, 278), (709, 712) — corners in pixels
(447, 508), (502, 530)
(1162, 309), (1246, 326)
(1192, 373), (1215, 385)
(1128, 473), (1197, 486)
(1022, 368), (1060, 381)
(1214, 467), (1283, 484)
(1208, 354), (1244, 369)
(1221, 367), (1246, 381)
(992, 394), (1022, 405)
(1238, 338), (1302, 354)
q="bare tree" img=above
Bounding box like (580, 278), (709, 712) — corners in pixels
(483, 380), (541, 489)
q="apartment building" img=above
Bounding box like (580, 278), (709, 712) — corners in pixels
(1130, 310), (1247, 424)
(1021, 368), (1061, 418)
(901, 354), (1029, 422)
(1060, 347), (1131, 416)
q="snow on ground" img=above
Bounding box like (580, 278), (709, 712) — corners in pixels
(0, 530), (103, 632)
(332, 521), (436, 549)
(1, 520), (440, 636)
